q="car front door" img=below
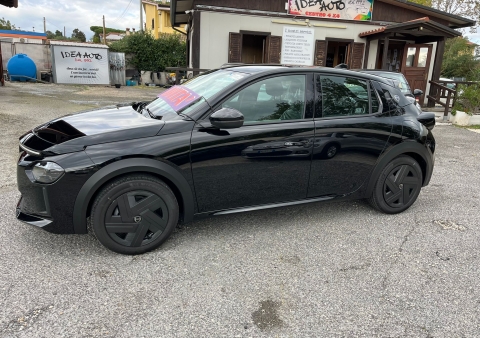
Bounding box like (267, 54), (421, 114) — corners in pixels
(308, 73), (393, 198)
(190, 73), (315, 213)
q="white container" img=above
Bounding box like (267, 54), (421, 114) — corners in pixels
(469, 115), (480, 125)
(452, 110), (471, 126)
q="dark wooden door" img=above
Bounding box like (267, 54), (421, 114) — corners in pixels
(266, 35), (282, 63)
(314, 40), (327, 66)
(402, 44), (432, 101)
(228, 32), (242, 63)
(349, 42), (365, 69)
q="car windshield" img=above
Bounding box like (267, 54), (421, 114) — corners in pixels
(146, 70), (248, 119)
(371, 72), (411, 95)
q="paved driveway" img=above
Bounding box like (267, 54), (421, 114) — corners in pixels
(1, 83), (480, 337)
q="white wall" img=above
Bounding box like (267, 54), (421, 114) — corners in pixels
(199, 11), (381, 69)
(366, 40), (378, 69)
(424, 42), (437, 105)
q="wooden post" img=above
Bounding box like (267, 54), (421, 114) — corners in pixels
(444, 91), (451, 121)
(103, 16), (107, 45)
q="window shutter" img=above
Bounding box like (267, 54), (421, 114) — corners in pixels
(228, 33), (242, 63)
(268, 36), (282, 64)
(314, 40), (327, 67)
(350, 43), (365, 69)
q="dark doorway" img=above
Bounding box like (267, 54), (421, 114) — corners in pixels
(326, 41), (350, 67)
(241, 34), (266, 64)
(376, 41), (406, 72)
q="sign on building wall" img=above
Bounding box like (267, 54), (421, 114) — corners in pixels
(52, 45), (109, 85)
(281, 26), (315, 66)
(288, 0), (374, 21)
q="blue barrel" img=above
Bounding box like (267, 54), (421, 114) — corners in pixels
(7, 54), (37, 82)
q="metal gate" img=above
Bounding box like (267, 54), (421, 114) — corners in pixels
(109, 52), (126, 86)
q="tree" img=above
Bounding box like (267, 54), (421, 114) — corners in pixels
(55, 30), (63, 37)
(90, 26), (124, 44)
(46, 30), (56, 39)
(442, 37), (480, 80)
(72, 28), (86, 42)
(0, 17), (15, 30)
(409, 0), (479, 32)
(109, 31), (186, 72)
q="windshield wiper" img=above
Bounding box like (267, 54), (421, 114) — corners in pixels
(142, 107), (162, 120)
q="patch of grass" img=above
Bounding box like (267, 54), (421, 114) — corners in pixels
(454, 124), (480, 129)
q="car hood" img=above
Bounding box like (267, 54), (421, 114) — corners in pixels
(21, 105), (165, 156)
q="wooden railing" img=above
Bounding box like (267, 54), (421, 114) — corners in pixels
(427, 81), (456, 121)
(427, 80), (478, 121)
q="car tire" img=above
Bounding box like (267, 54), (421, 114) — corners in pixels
(368, 155), (423, 214)
(322, 143), (340, 159)
(90, 174), (179, 255)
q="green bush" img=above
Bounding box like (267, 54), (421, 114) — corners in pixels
(109, 31), (186, 72)
(453, 83), (480, 115)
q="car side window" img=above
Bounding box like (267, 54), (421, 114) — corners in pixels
(222, 75), (306, 124)
(320, 75), (371, 118)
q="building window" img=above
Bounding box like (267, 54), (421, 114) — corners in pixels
(164, 13), (171, 27)
(152, 18), (155, 30)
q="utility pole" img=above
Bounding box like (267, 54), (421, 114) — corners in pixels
(43, 17), (46, 33)
(103, 15), (107, 45)
(140, 0), (143, 32)
(64, 26), (66, 37)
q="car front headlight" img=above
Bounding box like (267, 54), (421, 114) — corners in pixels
(31, 162), (65, 183)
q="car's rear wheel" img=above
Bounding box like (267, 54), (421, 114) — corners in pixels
(368, 155), (423, 214)
(91, 174), (179, 255)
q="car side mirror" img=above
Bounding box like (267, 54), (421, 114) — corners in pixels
(413, 89), (423, 97)
(210, 108), (244, 129)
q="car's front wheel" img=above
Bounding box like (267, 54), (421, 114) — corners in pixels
(368, 155), (423, 214)
(90, 174), (179, 255)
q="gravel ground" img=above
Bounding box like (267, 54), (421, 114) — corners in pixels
(1, 82), (480, 337)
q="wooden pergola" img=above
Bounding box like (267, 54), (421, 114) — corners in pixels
(0, 0), (18, 7)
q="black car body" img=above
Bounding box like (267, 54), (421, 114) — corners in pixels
(17, 66), (436, 254)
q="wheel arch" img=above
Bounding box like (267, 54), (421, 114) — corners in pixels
(364, 141), (433, 198)
(73, 158), (195, 234)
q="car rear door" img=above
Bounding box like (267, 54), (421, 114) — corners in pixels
(190, 73), (315, 213)
(308, 73), (393, 198)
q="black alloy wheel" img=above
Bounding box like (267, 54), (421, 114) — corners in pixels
(91, 175), (179, 255)
(369, 155), (423, 214)
(326, 145), (338, 158)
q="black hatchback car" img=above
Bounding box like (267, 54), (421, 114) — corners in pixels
(17, 66), (436, 254)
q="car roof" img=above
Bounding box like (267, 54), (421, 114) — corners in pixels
(220, 65), (394, 85)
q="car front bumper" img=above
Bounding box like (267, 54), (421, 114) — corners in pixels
(16, 151), (97, 234)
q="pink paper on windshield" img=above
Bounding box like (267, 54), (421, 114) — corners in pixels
(158, 86), (200, 111)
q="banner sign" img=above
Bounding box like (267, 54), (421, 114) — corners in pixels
(52, 45), (109, 85)
(281, 27), (315, 66)
(288, 0), (374, 21)
(158, 86), (200, 112)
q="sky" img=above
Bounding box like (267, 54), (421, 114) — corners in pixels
(1, 0), (141, 39)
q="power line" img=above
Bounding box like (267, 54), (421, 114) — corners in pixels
(114, 0), (134, 23)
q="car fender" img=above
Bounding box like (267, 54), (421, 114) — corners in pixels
(364, 141), (433, 197)
(72, 158), (195, 234)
